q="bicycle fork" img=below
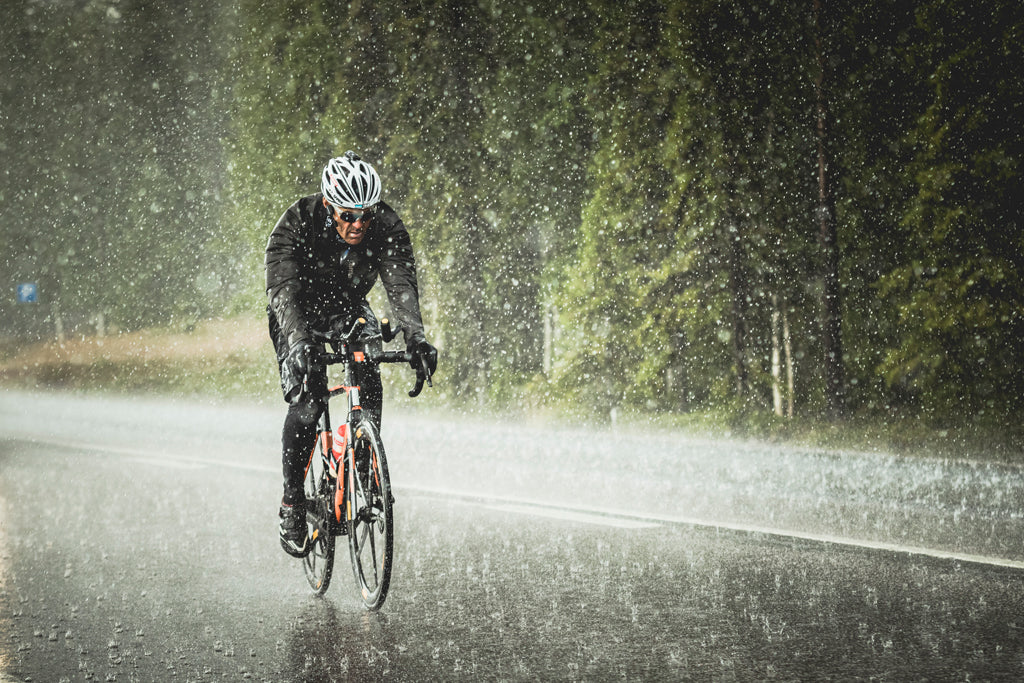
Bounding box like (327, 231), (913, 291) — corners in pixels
(327, 383), (363, 532)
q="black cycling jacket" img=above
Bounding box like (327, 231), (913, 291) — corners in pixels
(265, 193), (426, 350)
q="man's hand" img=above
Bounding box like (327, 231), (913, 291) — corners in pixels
(286, 339), (319, 376)
(408, 339), (438, 381)
(283, 340), (322, 403)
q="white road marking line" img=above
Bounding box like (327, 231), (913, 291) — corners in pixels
(7, 434), (1024, 570)
(123, 457), (207, 470)
(5, 434), (278, 473)
(484, 503), (661, 529)
(399, 484), (1024, 570)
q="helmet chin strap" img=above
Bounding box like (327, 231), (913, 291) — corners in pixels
(323, 199), (336, 231)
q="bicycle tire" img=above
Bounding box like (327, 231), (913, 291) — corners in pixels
(346, 420), (394, 611)
(302, 437), (336, 595)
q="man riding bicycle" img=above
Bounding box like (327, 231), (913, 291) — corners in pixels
(265, 151), (438, 557)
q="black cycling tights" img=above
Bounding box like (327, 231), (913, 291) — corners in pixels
(280, 364), (382, 506)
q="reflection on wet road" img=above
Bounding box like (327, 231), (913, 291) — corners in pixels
(2, 391), (1024, 680)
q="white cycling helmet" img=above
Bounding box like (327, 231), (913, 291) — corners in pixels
(321, 151), (381, 209)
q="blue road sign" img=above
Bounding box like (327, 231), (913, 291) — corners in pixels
(17, 283), (38, 303)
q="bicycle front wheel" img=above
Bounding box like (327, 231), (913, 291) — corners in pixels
(302, 436), (335, 595)
(346, 420), (394, 611)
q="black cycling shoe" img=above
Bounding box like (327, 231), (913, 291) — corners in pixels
(279, 503), (309, 558)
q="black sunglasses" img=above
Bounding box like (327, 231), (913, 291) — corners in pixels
(333, 206), (374, 223)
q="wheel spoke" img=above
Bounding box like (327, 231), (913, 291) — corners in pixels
(301, 441), (335, 595)
(346, 422), (392, 610)
(367, 527), (379, 584)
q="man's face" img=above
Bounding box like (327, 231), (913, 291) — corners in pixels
(325, 199), (374, 246)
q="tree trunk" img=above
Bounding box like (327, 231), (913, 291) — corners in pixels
(53, 300), (65, 343)
(542, 304), (553, 377)
(783, 302), (795, 418)
(727, 215), (749, 401)
(771, 294), (796, 418)
(814, 0), (846, 418)
(771, 295), (783, 416)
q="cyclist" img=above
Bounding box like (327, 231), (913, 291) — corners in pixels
(266, 150), (438, 557)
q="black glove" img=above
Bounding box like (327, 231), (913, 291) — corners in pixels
(283, 340), (322, 403)
(408, 339), (438, 380)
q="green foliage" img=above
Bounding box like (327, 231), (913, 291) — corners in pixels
(0, 0), (232, 335)
(876, 1), (1024, 420)
(3, 0), (1021, 438)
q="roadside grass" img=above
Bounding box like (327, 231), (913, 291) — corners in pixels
(598, 401), (1024, 463)
(0, 317), (279, 402)
(2, 317), (1021, 462)
(4, 355), (279, 401)
(0, 316), (435, 410)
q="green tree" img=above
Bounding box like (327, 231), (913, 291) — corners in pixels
(1, 0), (231, 337)
(471, 1), (596, 392)
(552, 0), (680, 412)
(216, 0), (1024, 433)
(371, 0), (496, 399)
(877, 1), (1024, 421)
(555, 0), (820, 418)
(828, 0), (922, 415)
(226, 0), (345, 308)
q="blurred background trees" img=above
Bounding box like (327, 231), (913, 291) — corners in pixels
(2, 0), (1021, 428)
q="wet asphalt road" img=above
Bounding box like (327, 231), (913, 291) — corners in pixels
(2, 390), (1024, 681)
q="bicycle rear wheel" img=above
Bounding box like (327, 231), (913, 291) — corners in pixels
(346, 420), (394, 610)
(302, 436), (335, 595)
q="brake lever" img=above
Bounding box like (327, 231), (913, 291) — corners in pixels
(289, 344), (326, 403)
(408, 378), (424, 398)
(407, 354), (433, 398)
(422, 356), (434, 389)
(296, 346), (315, 402)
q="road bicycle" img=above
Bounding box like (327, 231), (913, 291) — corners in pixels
(300, 317), (431, 610)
